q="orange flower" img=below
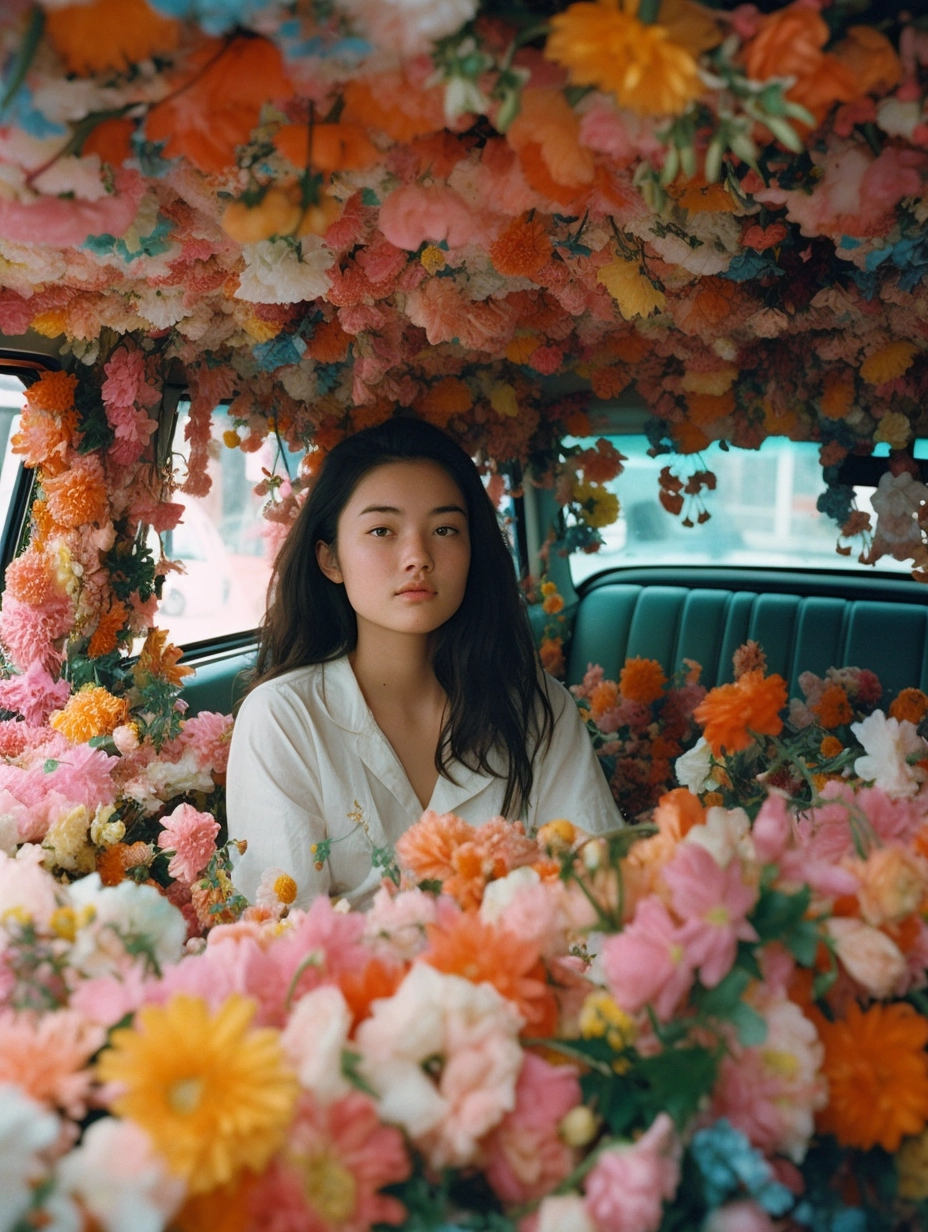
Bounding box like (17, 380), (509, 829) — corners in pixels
(147, 36), (293, 175)
(820, 735), (844, 758)
(97, 841), (153, 887)
(423, 913), (559, 1036)
(546, 0), (704, 117)
(833, 26), (903, 96)
(820, 372), (855, 420)
(417, 378), (473, 426)
(813, 683), (853, 729)
(743, 4), (827, 82)
(274, 122), (379, 172)
(860, 342), (918, 386)
(133, 627), (194, 688)
(590, 679), (620, 720)
(339, 957), (406, 1028)
(81, 116), (136, 168)
(619, 657), (667, 705)
(815, 1001), (928, 1152)
(539, 636), (566, 677)
(342, 75), (445, 143)
(590, 366), (630, 400)
(43, 457), (110, 528)
(890, 689), (928, 725)
(671, 421), (711, 455)
(4, 549), (60, 606)
(395, 810), (476, 884)
(45, 0), (179, 76)
(686, 390), (735, 427)
(694, 669), (787, 757)
(25, 370), (77, 416)
(787, 53), (858, 127)
(87, 600), (128, 659)
(306, 317), (351, 365)
(506, 335), (542, 365)
(396, 813), (539, 909)
(489, 214), (553, 279)
(50, 686), (129, 743)
(507, 89), (595, 193)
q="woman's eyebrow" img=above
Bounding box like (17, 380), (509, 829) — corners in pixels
(357, 503), (467, 516)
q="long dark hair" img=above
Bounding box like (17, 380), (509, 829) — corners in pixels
(253, 416), (553, 817)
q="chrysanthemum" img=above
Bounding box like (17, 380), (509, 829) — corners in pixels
(815, 1001), (928, 1152)
(813, 683), (853, 729)
(24, 370), (78, 416)
(157, 804), (220, 885)
(620, 657), (667, 705)
(890, 688), (928, 725)
(694, 669), (787, 757)
(43, 455), (110, 530)
(97, 993), (298, 1194)
(546, 0), (703, 117)
(46, 0), (179, 75)
(50, 685), (129, 743)
(132, 627), (194, 689)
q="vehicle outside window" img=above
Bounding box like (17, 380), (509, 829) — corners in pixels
(567, 434), (917, 586)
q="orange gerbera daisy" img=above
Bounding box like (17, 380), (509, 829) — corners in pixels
(50, 685), (129, 743)
(890, 688), (928, 726)
(619, 656), (667, 705)
(816, 1001), (928, 1152)
(813, 683), (853, 729)
(423, 913), (559, 1036)
(546, 0), (704, 117)
(694, 669), (787, 757)
(45, 0), (180, 75)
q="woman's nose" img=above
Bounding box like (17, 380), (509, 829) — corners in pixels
(403, 533), (433, 571)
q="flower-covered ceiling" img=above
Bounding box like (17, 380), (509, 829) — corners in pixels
(0, 0), (927, 564)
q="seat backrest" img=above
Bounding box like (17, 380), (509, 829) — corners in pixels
(567, 569), (928, 702)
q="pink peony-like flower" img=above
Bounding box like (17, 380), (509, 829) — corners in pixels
(0, 662), (71, 726)
(161, 709), (233, 775)
(0, 1008), (105, 1118)
(483, 1052), (580, 1203)
(584, 1112), (682, 1232)
(379, 183), (487, 251)
(249, 1090), (410, 1232)
(663, 842), (759, 987)
(0, 593), (71, 672)
(156, 803), (220, 883)
(0, 167), (144, 248)
(601, 897), (696, 1021)
(102, 346), (161, 411)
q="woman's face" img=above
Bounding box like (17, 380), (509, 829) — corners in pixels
(316, 459), (471, 642)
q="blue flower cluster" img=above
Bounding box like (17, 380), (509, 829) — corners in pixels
(148, 0), (274, 37)
(691, 1119), (794, 1216)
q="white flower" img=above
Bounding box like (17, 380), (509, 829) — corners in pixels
(674, 736), (719, 795)
(876, 97), (923, 139)
(281, 986), (354, 1105)
(235, 236), (335, 306)
(336, 0), (480, 58)
(0, 1084), (60, 1232)
(479, 865), (540, 922)
(56, 1118), (185, 1232)
(68, 876), (187, 979)
(851, 710), (926, 798)
(355, 963), (523, 1168)
(536, 1195), (597, 1232)
(685, 806), (753, 868)
(134, 285), (188, 330)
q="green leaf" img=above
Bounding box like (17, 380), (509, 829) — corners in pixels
(728, 1000), (768, 1048)
(751, 885), (811, 942)
(341, 1049), (378, 1098)
(692, 966), (752, 1019)
(637, 1046), (720, 1129)
(784, 919), (820, 967)
(43, 759), (59, 774)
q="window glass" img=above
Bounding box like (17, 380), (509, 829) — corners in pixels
(0, 374), (27, 543)
(155, 403), (304, 647)
(568, 434), (917, 586)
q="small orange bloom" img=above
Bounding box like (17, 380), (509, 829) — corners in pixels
(590, 679), (620, 720)
(671, 421), (711, 455)
(816, 1001), (928, 1152)
(43, 458), (109, 529)
(539, 636), (566, 678)
(619, 657), (667, 705)
(890, 688), (928, 726)
(820, 735), (844, 758)
(306, 317), (351, 365)
(97, 841), (153, 887)
(274, 122), (379, 172)
(81, 116), (136, 167)
(45, 0), (179, 75)
(590, 366), (630, 401)
(87, 600), (129, 659)
(339, 957), (406, 1028)
(417, 378), (473, 426)
(686, 390), (735, 427)
(507, 89), (595, 192)
(51, 686), (130, 743)
(695, 669), (787, 757)
(820, 373), (855, 420)
(423, 913), (559, 1036)
(506, 335), (542, 365)
(133, 627), (194, 689)
(833, 25), (902, 96)
(489, 214), (553, 279)
(813, 683), (853, 730)
(342, 75), (445, 143)
(25, 370), (77, 416)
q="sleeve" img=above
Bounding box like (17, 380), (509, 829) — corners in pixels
(528, 675), (625, 835)
(225, 683), (332, 909)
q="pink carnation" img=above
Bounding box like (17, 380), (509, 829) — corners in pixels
(584, 1112), (682, 1232)
(0, 167), (144, 247)
(102, 346), (161, 410)
(163, 710), (233, 775)
(484, 1053), (580, 1203)
(0, 594), (71, 671)
(0, 663), (71, 726)
(156, 803), (219, 883)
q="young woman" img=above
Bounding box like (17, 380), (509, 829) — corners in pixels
(226, 417), (622, 909)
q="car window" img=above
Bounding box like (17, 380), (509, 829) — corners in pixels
(567, 434), (920, 587)
(0, 373), (27, 546)
(153, 402), (305, 648)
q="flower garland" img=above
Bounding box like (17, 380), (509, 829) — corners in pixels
(0, 2), (923, 565)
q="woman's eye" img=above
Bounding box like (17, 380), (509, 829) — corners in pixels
(434, 525), (458, 537)
(369, 526), (391, 537)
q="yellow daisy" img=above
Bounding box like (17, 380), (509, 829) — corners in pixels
(97, 994), (298, 1195)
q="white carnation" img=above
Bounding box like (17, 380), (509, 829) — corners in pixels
(851, 710), (927, 798)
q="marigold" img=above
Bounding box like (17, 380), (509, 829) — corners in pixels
(417, 378), (473, 425)
(573, 481), (620, 529)
(694, 669), (787, 757)
(890, 688), (928, 726)
(25, 370), (77, 416)
(819, 735), (844, 758)
(489, 214), (553, 279)
(30, 311), (69, 339)
(50, 685), (129, 743)
(813, 683), (853, 730)
(819, 373), (855, 420)
(45, 0), (180, 75)
(505, 335), (541, 365)
(43, 459), (109, 529)
(539, 636), (566, 677)
(590, 679), (620, 720)
(860, 342), (919, 386)
(686, 391), (735, 427)
(98, 994), (298, 1194)
(619, 657), (667, 705)
(815, 1001), (928, 1152)
(546, 0), (703, 117)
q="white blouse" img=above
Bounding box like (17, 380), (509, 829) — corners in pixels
(226, 655), (622, 909)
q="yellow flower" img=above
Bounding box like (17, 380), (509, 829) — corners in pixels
(420, 244), (446, 274)
(873, 410), (912, 451)
(899, 1128), (928, 1200)
(573, 480), (620, 529)
(50, 685), (129, 743)
(490, 383), (520, 419)
(597, 256), (666, 319)
(223, 429), (242, 449)
(243, 316), (281, 343)
(681, 365), (738, 395)
(546, 0), (703, 117)
(273, 874), (298, 905)
(860, 341), (918, 384)
(43, 805), (95, 875)
(98, 994), (298, 1195)
(537, 819), (577, 851)
(580, 990), (636, 1067)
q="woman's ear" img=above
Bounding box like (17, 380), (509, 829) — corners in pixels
(316, 540), (343, 584)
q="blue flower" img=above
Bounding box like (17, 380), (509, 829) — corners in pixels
(721, 250), (784, 283)
(691, 1120), (793, 1216)
(147, 0), (273, 36)
(0, 82), (65, 139)
(253, 333), (307, 373)
(84, 214), (175, 264)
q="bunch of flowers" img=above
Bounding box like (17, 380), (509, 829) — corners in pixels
(6, 773), (928, 1230)
(0, 3), (922, 566)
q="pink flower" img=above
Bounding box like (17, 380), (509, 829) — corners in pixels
(0, 663), (70, 726)
(584, 1112), (682, 1232)
(379, 184), (486, 251)
(601, 897), (696, 1021)
(704, 1202), (778, 1232)
(0, 167), (144, 247)
(156, 803), (220, 883)
(249, 1091), (410, 1232)
(663, 844), (758, 987)
(0, 1008), (105, 1118)
(162, 710), (233, 775)
(0, 594), (71, 671)
(68, 967), (149, 1029)
(102, 347), (161, 411)
(484, 1053), (581, 1203)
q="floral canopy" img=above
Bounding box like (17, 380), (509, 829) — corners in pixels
(0, 0), (926, 575)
